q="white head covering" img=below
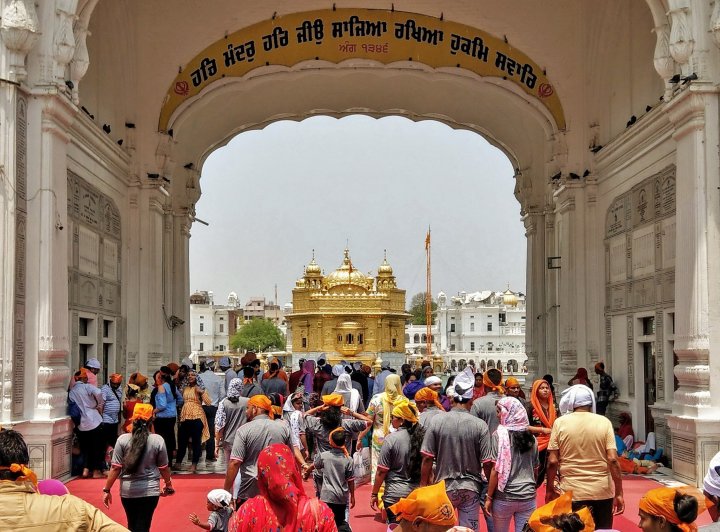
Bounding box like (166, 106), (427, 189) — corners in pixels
(704, 450), (720, 497)
(559, 384), (596, 415)
(334, 373), (360, 411)
(424, 376), (442, 387)
(207, 488), (232, 508)
(450, 367), (475, 400)
(332, 363), (345, 377)
(85, 357), (101, 369)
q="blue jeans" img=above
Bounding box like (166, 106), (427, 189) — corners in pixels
(491, 497), (536, 532)
(448, 489), (481, 532)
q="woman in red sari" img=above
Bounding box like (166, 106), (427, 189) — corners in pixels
(526, 379), (558, 488)
(230, 443), (337, 532)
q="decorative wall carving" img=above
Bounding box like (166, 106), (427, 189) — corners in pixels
(12, 95), (28, 420)
(0, 0), (40, 81)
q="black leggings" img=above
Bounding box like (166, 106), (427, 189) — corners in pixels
(121, 495), (160, 532)
(536, 448), (548, 487)
(176, 418), (203, 465)
(154, 416), (177, 458)
(327, 502), (348, 528)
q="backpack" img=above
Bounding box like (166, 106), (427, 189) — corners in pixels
(67, 394), (82, 426)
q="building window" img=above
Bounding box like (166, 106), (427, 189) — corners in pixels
(450, 324), (455, 332)
(200, 323), (204, 332)
(346, 333), (354, 344)
(487, 323), (493, 332)
(450, 344), (456, 352)
(414, 334), (420, 343)
(219, 317), (224, 321)
(470, 342), (475, 350)
(218, 345), (224, 351)
(302, 337), (307, 348)
(199, 342), (204, 351)
(470, 315), (474, 319)
(641, 316), (655, 336)
(392, 338), (397, 347)
(499, 313), (506, 323)
(219, 324), (224, 333)
(337, 335), (342, 342)
(470, 322), (475, 332)
(358, 334), (363, 344)
(200, 316), (204, 319)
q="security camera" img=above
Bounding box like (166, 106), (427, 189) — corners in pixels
(169, 315), (185, 328)
(56, 221), (64, 231)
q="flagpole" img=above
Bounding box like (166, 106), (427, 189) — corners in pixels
(425, 228), (432, 359)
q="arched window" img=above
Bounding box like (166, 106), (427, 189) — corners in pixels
(358, 333), (363, 345)
(421, 334), (427, 343)
(405, 334), (410, 343)
(346, 333), (354, 344)
(413, 334), (420, 343)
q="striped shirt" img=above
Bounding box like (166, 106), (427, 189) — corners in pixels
(101, 384), (122, 423)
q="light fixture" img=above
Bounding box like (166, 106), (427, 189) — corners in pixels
(158, 185), (170, 197)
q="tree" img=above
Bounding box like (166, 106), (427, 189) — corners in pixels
(230, 318), (286, 352)
(408, 292), (437, 325)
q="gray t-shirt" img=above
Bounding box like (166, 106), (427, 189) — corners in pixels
(418, 407), (443, 429)
(305, 416), (367, 455)
(421, 407), (492, 492)
(230, 414), (291, 500)
(377, 427), (418, 505)
(314, 449), (354, 505)
(261, 377), (288, 396)
(490, 431), (539, 500)
(208, 506), (233, 531)
(470, 391), (503, 434)
(111, 433), (168, 498)
(218, 396), (248, 450)
(699, 523), (720, 531)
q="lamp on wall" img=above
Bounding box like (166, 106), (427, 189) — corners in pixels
(547, 256), (561, 269)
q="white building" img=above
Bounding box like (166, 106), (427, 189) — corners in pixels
(189, 291), (240, 358)
(434, 289), (527, 373)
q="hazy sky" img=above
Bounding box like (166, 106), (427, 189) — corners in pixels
(190, 115), (526, 307)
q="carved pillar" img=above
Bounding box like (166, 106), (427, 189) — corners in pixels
(171, 212), (191, 361)
(665, 85), (720, 486)
(584, 178), (601, 372)
(0, 0), (40, 82)
(553, 184), (580, 385)
(24, 95), (75, 421)
(544, 212), (559, 379)
(523, 211), (546, 384)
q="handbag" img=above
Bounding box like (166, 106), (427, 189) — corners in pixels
(352, 447), (371, 487)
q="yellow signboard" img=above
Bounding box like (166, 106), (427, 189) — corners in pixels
(158, 9), (565, 131)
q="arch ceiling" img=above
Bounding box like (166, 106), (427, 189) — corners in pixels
(81, 0), (660, 211)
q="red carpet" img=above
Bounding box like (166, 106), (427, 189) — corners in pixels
(66, 473), (713, 531)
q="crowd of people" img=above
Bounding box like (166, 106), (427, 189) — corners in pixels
(1, 355), (720, 532)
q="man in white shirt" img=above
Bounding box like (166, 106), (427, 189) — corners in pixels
(69, 368), (105, 478)
(199, 358), (225, 463)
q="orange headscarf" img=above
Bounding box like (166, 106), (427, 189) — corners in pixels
(322, 393), (344, 407)
(388, 480), (456, 526)
(414, 387), (444, 410)
(130, 403), (153, 423)
(483, 371), (505, 394)
(109, 373), (123, 384)
(639, 487), (705, 532)
(329, 427), (349, 457)
(74, 368), (88, 381)
(531, 379), (557, 451)
(248, 395), (274, 419)
(529, 491), (594, 532)
(0, 463), (38, 487)
(506, 377), (520, 387)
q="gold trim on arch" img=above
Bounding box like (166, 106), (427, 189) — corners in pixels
(158, 8), (566, 131)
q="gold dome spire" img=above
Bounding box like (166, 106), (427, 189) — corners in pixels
(502, 285), (519, 307)
(377, 249), (393, 275)
(305, 249), (321, 276)
(324, 248), (371, 291)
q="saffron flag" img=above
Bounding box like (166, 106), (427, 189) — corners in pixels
(425, 229), (431, 250)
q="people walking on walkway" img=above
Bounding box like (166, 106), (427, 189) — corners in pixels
(420, 366), (492, 532)
(527, 379), (558, 488)
(175, 370), (211, 474)
(546, 384), (624, 529)
(415, 386), (445, 428)
(364, 374), (405, 483)
(200, 358), (224, 463)
(103, 403), (174, 532)
(152, 370), (182, 463)
(101, 373), (124, 464)
(485, 397), (537, 532)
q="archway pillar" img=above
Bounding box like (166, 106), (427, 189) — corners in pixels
(665, 84), (720, 486)
(170, 210), (191, 361)
(523, 211), (546, 386)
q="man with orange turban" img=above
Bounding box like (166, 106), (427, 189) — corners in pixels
(415, 387), (445, 428)
(224, 393), (292, 506)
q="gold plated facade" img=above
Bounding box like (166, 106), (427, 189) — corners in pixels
(288, 249), (409, 364)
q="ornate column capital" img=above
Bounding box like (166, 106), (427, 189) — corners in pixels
(0, 0), (40, 81)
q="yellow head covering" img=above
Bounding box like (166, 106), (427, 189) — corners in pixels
(382, 374), (404, 434)
(639, 487), (705, 532)
(0, 463), (37, 487)
(392, 398), (419, 424)
(322, 393), (344, 407)
(388, 480), (456, 526)
(528, 491), (595, 532)
(129, 403), (153, 423)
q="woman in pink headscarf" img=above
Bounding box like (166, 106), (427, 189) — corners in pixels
(484, 397), (538, 532)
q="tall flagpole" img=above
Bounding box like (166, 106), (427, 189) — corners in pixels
(425, 227), (432, 359)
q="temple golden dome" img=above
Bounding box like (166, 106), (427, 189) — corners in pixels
(503, 287), (519, 307)
(377, 251), (393, 275)
(305, 253), (321, 276)
(324, 249), (371, 290)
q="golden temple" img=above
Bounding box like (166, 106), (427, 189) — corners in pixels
(287, 249), (410, 366)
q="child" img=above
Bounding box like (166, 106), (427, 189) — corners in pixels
(189, 488), (233, 531)
(308, 428), (355, 531)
